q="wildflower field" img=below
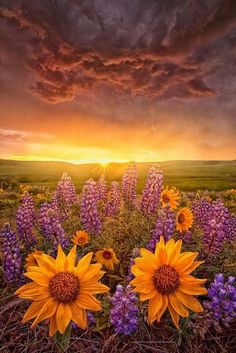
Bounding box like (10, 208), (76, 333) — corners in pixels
(0, 164), (235, 353)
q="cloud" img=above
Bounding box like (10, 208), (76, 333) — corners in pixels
(1, 0), (235, 103)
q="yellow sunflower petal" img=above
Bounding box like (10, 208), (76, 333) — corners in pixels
(31, 298), (58, 328)
(169, 293), (189, 317)
(140, 289), (157, 301)
(75, 252), (93, 275)
(22, 300), (45, 323)
(66, 245), (77, 271)
(56, 245), (67, 272)
(140, 248), (158, 267)
(179, 283), (207, 295)
(81, 283), (109, 294)
(156, 294), (168, 322)
(175, 291), (204, 313)
(76, 292), (101, 311)
(168, 301), (180, 329)
(70, 302), (87, 329)
(49, 313), (58, 336)
(24, 271), (50, 286)
(147, 292), (163, 324)
(56, 303), (72, 334)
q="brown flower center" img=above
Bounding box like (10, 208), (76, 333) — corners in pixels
(178, 213), (185, 224)
(162, 194), (170, 203)
(153, 264), (180, 295)
(49, 272), (80, 303)
(103, 251), (112, 260)
(77, 237), (85, 244)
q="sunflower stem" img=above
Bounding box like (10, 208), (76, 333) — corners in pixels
(54, 324), (71, 353)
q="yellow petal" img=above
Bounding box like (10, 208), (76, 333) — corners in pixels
(168, 301), (180, 329)
(79, 264), (103, 282)
(169, 293), (189, 317)
(22, 300), (45, 323)
(82, 283), (109, 294)
(140, 289), (157, 301)
(140, 248), (158, 267)
(24, 272), (50, 286)
(75, 252), (93, 275)
(76, 292), (101, 311)
(49, 313), (58, 336)
(70, 302), (87, 329)
(56, 303), (72, 334)
(134, 258), (156, 273)
(147, 292), (163, 324)
(66, 245), (77, 271)
(156, 294), (168, 322)
(56, 245), (67, 272)
(179, 283), (207, 295)
(31, 298), (58, 328)
(175, 291), (204, 313)
(168, 239), (182, 264)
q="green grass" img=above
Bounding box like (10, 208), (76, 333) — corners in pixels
(0, 159), (236, 191)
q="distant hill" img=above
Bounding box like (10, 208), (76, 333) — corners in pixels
(0, 159), (235, 191)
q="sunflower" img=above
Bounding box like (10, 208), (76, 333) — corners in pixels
(72, 230), (89, 246)
(95, 248), (119, 270)
(161, 187), (180, 209)
(15, 245), (109, 336)
(26, 250), (43, 269)
(130, 237), (207, 328)
(176, 207), (193, 232)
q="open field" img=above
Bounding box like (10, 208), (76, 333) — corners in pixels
(0, 159), (236, 192)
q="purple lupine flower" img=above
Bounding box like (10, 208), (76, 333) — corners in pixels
(122, 165), (138, 209)
(1, 223), (22, 282)
(16, 191), (37, 247)
(147, 206), (175, 252)
(110, 284), (138, 335)
(204, 273), (236, 327)
(53, 173), (77, 221)
(193, 198), (236, 259)
(140, 165), (163, 216)
(80, 179), (102, 235)
(97, 174), (108, 203)
(38, 202), (68, 249)
(54, 172), (77, 205)
(106, 181), (121, 217)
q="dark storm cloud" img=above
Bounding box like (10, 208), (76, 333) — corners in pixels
(0, 0), (236, 103)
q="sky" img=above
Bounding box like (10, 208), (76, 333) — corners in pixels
(0, 0), (236, 163)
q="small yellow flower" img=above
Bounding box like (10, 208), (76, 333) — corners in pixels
(72, 230), (89, 246)
(26, 251), (43, 269)
(0, 188), (4, 193)
(16, 245), (109, 336)
(95, 248), (119, 270)
(161, 187), (180, 209)
(130, 237), (207, 328)
(176, 207), (193, 232)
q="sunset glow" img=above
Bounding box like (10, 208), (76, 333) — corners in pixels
(0, 2), (235, 163)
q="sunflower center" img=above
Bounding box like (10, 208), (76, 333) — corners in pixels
(77, 237), (85, 244)
(153, 264), (180, 295)
(162, 194), (170, 203)
(103, 251), (112, 260)
(49, 272), (80, 303)
(178, 213), (185, 224)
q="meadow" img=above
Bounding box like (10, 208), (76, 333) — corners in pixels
(0, 162), (235, 353)
(1, 159), (236, 191)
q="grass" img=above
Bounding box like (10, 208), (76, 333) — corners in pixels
(0, 159), (236, 192)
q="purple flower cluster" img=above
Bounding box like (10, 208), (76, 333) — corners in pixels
(110, 284), (138, 335)
(193, 198), (236, 259)
(54, 172), (77, 206)
(80, 179), (102, 234)
(140, 165), (163, 216)
(97, 174), (108, 203)
(38, 202), (68, 249)
(16, 192), (37, 248)
(1, 223), (22, 282)
(204, 273), (236, 326)
(147, 206), (175, 252)
(106, 181), (121, 217)
(122, 165), (137, 209)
